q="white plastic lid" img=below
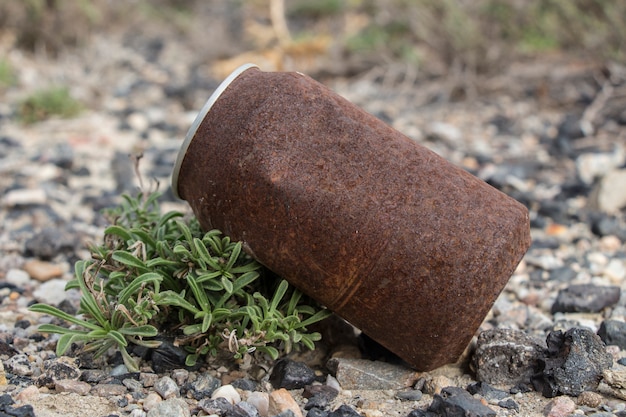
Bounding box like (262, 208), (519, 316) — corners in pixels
(171, 63), (259, 199)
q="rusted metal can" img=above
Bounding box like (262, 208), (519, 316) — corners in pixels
(172, 64), (531, 371)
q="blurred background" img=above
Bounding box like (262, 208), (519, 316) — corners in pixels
(1, 0), (625, 107)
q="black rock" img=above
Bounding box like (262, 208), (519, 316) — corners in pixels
(551, 284), (621, 313)
(427, 387), (496, 417)
(227, 401), (259, 417)
(328, 405), (363, 417)
(396, 389), (423, 402)
(303, 385), (339, 410)
(23, 226), (77, 260)
(148, 337), (198, 373)
(407, 410), (437, 417)
(198, 397), (233, 415)
(497, 399), (519, 412)
(270, 359), (316, 390)
(549, 266), (577, 282)
(466, 382), (509, 402)
(181, 373), (221, 400)
(0, 393), (35, 417)
(230, 378), (257, 392)
(472, 328), (546, 386)
(598, 320), (626, 350)
(533, 328), (613, 397)
(307, 408), (330, 417)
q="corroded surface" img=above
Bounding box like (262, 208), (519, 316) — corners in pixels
(175, 67), (531, 371)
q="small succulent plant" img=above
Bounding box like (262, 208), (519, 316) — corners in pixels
(30, 191), (330, 372)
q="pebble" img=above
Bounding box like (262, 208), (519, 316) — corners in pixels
(246, 391), (269, 416)
(269, 388), (303, 417)
(142, 392), (163, 411)
(551, 284), (621, 313)
(577, 391), (603, 408)
(592, 169), (626, 213)
(326, 358), (418, 390)
(535, 328), (613, 397)
(55, 379), (92, 395)
(598, 320), (626, 349)
(270, 359), (316, 390)
(32, 278), (70, 305)
(427, 386), (496, 417)
(22, 260), (64, 282)
(182, 373), (220, 400)
(154, 376), (179, 399)
(146, 397), (190, 417)
(5, 269), (31, 287)
(543, 396), (576, 417)
(472, 328), (545, 386)
(211, 384), (241, 404)
(90, 383), (128, 397)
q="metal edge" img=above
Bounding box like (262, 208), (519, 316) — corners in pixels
(171, 63), (259, 199)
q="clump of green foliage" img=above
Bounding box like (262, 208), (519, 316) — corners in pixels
(30, 192), (330, 372)
(18, 86), (82, 124)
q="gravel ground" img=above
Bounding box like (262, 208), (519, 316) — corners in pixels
(1, 27), (626, 417)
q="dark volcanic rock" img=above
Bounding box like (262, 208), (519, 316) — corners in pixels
(551, 284), (621, 313)
(427, 386), (496, 417)
(598, 319), (626, 349)
(270, 359), (316, 390)
(533, 328), (613, 397)
(472, 328), (546, 386)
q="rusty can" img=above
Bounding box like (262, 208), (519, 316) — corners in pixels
(172, 64), (531, 371)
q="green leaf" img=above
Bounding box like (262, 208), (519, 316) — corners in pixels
(118, 325), (158, 337)
(104, 225), (132, 241)
(270, 280), (289, 313)
(29, 303), (101, 331)
(129, 228), (157, 249)
(154, 290), (199, 314)
(117, 272), (162, 305)
(107, 330), (128, 347)
(221, 275), (234, 294)
(225, 242), (242, 270)
(112, 251), (148, 272)
(297, 309), (332, 328)
(201, 313), (213, 333)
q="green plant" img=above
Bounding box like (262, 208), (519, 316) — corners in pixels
(0, 59), (17, 89)
(30, 192), (330, 372)
(18, 86), (82, 124)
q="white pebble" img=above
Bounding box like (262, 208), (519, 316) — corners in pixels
(6, 269), (31, 286)
(32, 279), (68, 305)
(246, 392), (269, 417)
(211, 384), (241, 404)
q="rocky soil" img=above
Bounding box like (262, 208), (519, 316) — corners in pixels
(1, 21), (626, 417)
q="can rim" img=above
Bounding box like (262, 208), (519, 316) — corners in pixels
(171, 63), (259, 199)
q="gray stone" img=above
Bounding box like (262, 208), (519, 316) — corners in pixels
(534, 328), (613, 397)
(551, 284), (621, 313)
(36, 357), (81, 388)
(154, 376), (179, 399)
(146, 398), (190, 417)
(472, 328), (546, 386)
(326, 358), (418, 390)
(4, 354), (35, 376)
(182, 373), (220, 400)
(598, 319), (626, 349)
(427, 386), (496, 417)
(591, 169), (626, 213)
